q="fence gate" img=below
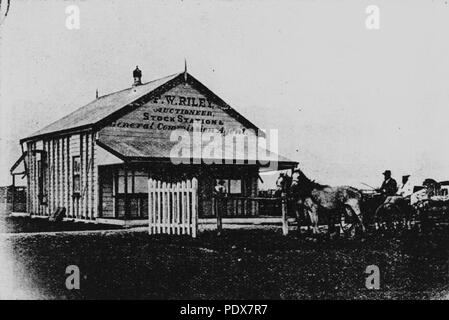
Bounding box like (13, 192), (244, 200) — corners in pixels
(148, 177), (198, 238)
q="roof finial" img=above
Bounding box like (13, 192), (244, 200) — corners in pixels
(184, 58), (188, 82)
(96, 89), (99, 99)
(133, 66), (142, 86)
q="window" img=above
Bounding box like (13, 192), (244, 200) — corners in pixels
(72, 156), (81, 194)
(116, 170), (148, 194)
(229, 179), (242, 194)
(134, 173), (148, 193)
(216, 178), (242, 195)
(117, 171), (126, 193)
(37, 157), (48, 204)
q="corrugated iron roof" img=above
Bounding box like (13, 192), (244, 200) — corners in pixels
(25, 73), (181, 140)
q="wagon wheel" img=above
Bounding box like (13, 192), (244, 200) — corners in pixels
(340, 205), (360, 238)
(402, 204), (417, 230)
(374, 203), (387, 231)
(374, 203), (403, 231)
(418, 207), (431, 233)
(391, 204), (406, 230)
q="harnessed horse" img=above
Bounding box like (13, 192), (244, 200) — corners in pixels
(287, 169), (366, 237)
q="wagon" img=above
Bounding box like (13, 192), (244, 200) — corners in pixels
(360, 190), (416, 231)
(360, 180), (449, 233)
(410, 181), (449, 230)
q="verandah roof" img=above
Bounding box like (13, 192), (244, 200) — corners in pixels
(97, 136), (297, 171)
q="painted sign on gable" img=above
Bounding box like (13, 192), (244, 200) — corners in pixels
(99, 83), (251, 139)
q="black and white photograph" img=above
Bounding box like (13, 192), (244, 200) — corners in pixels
(0, 0), (448, 306)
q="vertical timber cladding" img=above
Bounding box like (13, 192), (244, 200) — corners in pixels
(27, 134), (96, 218)
(50, 139), (55, 214)
(69, 134), (80, 218)
(26, 142), (34, 214)
(37, 132), (97, 220)
(36, 140), (43, 215)
(27, 141), (33, 214)
(25, 142), (31, 213)
(80, 134), (84, 218)
(92, 133), (98, 218)
(56, 138), (60, 210)
(66, 136), (71, 217)
(73, 132), (95, 220)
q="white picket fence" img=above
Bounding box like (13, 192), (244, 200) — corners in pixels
(148, 178), (198, 238)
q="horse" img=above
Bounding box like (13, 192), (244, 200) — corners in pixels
(274, 173), (292, 197)
(290, 169), (366, 237)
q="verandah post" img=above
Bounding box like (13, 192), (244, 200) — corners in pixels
(281, 192), (288, 235)
(11, 174), (15, 213)
(148, 178), (154, 235)
(192, 177), (198, 238)
(186, 179), (191, 236)
(216, 194), (223, 236)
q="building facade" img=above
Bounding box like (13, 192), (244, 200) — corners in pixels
(13, 68), (297, 225)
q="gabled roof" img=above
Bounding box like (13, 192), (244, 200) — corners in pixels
(22, 73), (181, 142)
(21, 71), (263, 143)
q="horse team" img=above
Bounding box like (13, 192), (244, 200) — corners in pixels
(276, 169), (422, 238)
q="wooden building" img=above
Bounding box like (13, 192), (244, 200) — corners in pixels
(12, 67), (297, 225)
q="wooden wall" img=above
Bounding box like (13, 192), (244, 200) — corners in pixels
(26, 132), (98, 220)
(98, 82), (253, 147)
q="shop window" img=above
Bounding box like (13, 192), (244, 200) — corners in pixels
(113, 169), (148, 219)
(229, 179), (242, 194)
(117, 175), (125, 193)
(117, 174), (127, 193)
(134, 173), (148, 193)
(216, 179), (242, 195)
(117, 170), (147, 194)
(72, 156), (81, 194)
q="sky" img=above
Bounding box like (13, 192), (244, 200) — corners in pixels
(1, 0), (449, 190)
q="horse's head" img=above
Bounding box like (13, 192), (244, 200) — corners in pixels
(293, 168), (313, 188)
(276, 173), (292, 192)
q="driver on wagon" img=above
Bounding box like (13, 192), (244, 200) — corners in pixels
(378, 170), (397, 197)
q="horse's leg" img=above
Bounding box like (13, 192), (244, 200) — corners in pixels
(328, 211), (339, 239)
(309, 206), (319, 235)
(303, 207), (312, 235)
(300, 198), (313, 235)
(405, 205), (412, 230)
(327, 213), (334, 235)
(301, 198), (320, 236)
(374, 205), (381, 230)
(294, 205), (303, 236)
(346, 199), (365, 233)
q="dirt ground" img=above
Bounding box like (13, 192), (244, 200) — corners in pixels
(0, 214), (448, 300)
(0, 216), (121, 234)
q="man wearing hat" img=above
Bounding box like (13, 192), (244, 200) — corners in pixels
(214, 179), (227, 194)
(397, 175), (413, 198)
(378, 170), (397, 197)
